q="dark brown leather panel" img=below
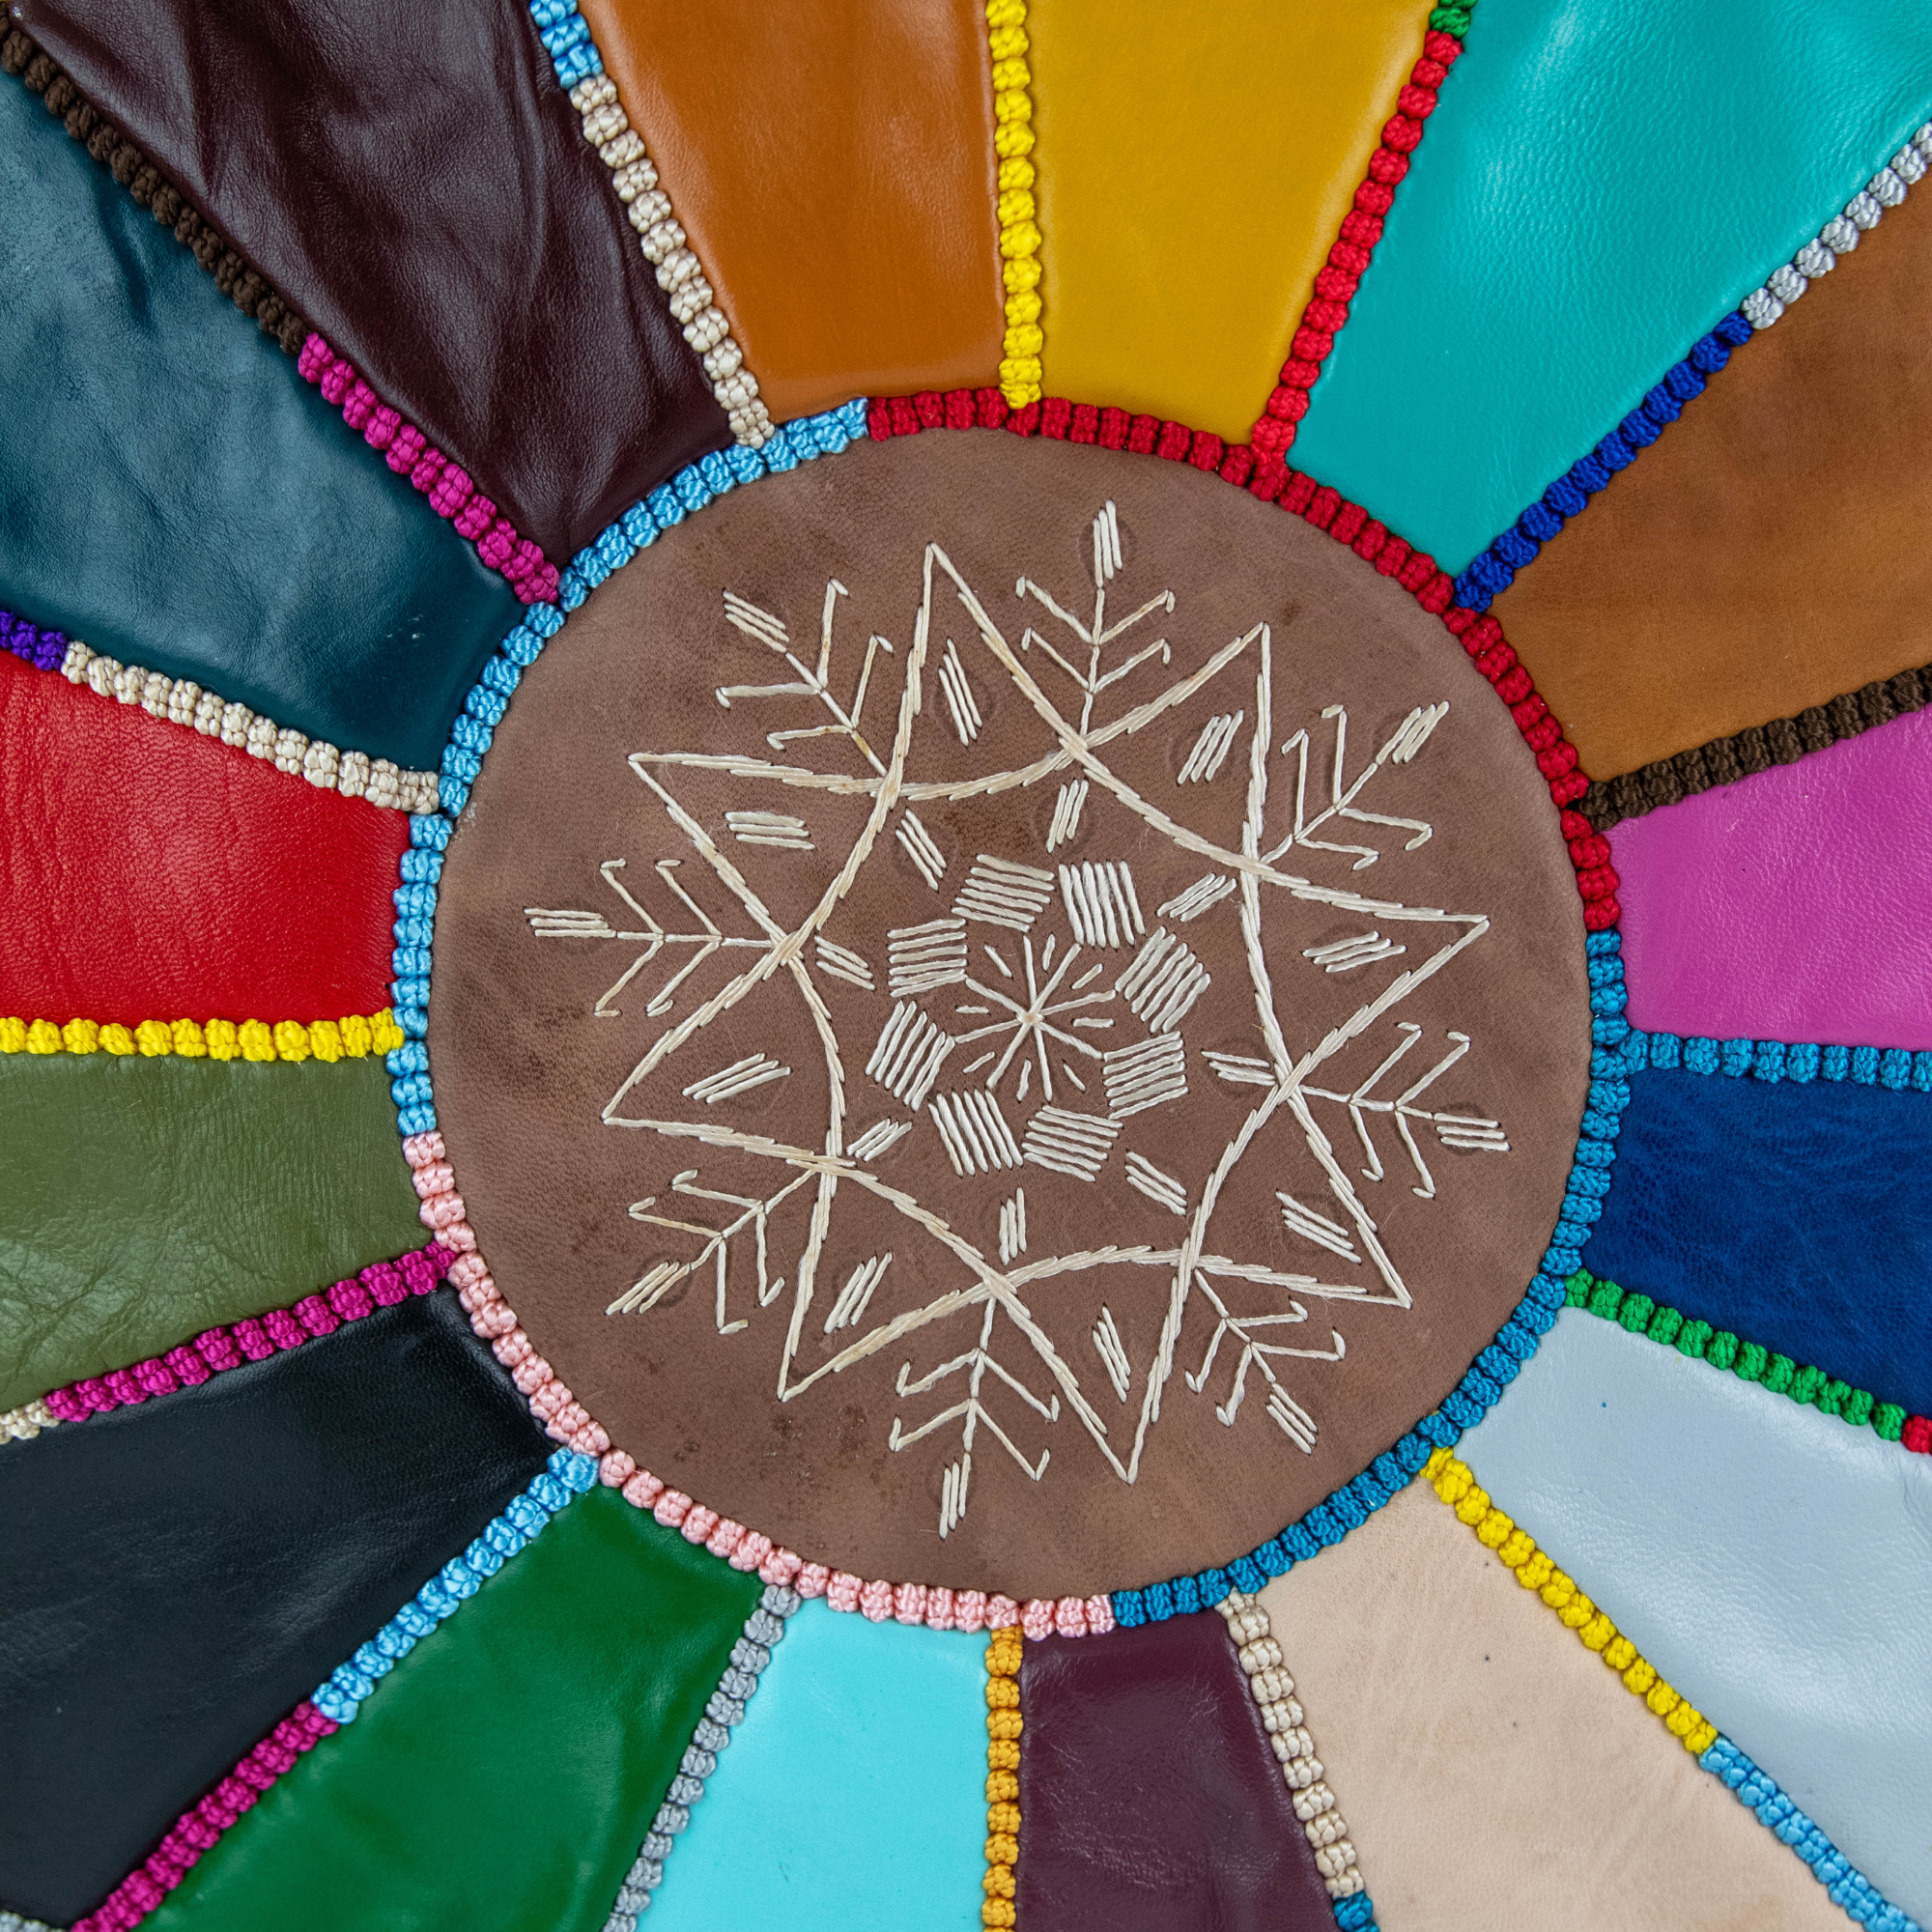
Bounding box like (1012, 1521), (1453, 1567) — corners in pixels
(1492, 175), (1932, 782)
(581, 0), (1006, 422)
(15, 0), (730, 560)
(1016, 1611), (1337, 1931)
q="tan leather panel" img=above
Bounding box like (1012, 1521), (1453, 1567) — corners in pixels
(1494, 179), (1932, 782)
(1028, 0), (1424, 442)
(1258, 1484), (1849, 1931)
(582, 0), (1006, 423)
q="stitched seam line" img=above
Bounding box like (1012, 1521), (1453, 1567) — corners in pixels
(986, 0), (1041, 408)
(981, 1627), (1022, 1929)
(0, 1009), (404, 1062)
(1425, 1451), (1923, 1932)
(0, 26), (308, 355)
(1455, 123), (1932, 613)
(1248, 11), (1476, 466)
(1581, 663), (1932, 830)
(1218, 1592), (1370, 1913)
(1622, 1026), (1932, 1093)
(1564, 1265), (1932, 1457)
(601, 1585), (803, 1932)
(522, 1), (772, 447)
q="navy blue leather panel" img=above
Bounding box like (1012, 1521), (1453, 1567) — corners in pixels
(0, 74), (520, 773)
(0, 1291), (551, 1927)
(1584, 1065), (1932, 1415)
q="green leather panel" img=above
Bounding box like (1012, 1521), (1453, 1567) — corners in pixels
(0, 1055), (423, 1408)
(148, 1488), (763, 1932)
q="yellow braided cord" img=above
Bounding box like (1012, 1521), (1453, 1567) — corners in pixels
(982, 1625), (1023, 1928)
(986, 0), (1042, 406)
(1422, 1449), (1719, 1755)
(0, 1009), (405, 1065)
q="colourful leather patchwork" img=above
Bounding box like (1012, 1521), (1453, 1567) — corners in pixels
(0, 653), (406, 1028)
(0, 1053), (423, 1410)
(0, 1291), (550, 1927)
(140, 1489), (761, 1932)
(13, 0), (730, 562)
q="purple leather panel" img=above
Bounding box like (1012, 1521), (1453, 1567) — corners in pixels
(1612, 707), (1932, 1052)
(1016, 1611), (1335, 1932)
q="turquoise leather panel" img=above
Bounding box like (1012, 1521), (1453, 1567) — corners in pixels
(645, 1600), (986, 1930)
(0, 73), (521, 772)
(1458, 1311), (1932, 1924)
(1291, 0), (1932, 573)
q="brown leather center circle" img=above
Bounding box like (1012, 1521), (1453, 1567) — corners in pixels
(430, 432), (1589, 1601)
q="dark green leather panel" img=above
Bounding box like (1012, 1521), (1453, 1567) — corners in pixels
(0, 73), (520, 772)
(147, 1488), (763, 1932)
(0, 1054), (424, 1409)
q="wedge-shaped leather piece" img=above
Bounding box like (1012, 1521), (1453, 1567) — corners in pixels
(582, 0), (1005, 423)
(1458, 1312), (1932, 1926)
(1585, 1065), (1932, 1416)
(1613, 701), (1932, 1054)
(1291, 0), (1932, 573)
(1029, 0), (1424, 443)
(1258, 1482), (1852, 1931)
(0, 1293), (550, 1928)
(0, 655), (405, 1029)
(1016, 1610), (1334, 1930)
(0, 1054), (423, 1410)
(143, 1488), (761, 1932)
(15, 0), (729, 562)
(0, 70), (520, 774)
(645, 1602), (986, 1929)
(1494, 168), (1932, 781)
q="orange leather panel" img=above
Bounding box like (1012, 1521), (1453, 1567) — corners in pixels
(1028, 0), (1424, 442)
(582, 0), (1007, 424)
(1494, 179), (1932, 781)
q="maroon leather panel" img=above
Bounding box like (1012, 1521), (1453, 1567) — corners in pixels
(1016, 1611), (1336, 1931)
(15, 0), (730, 560)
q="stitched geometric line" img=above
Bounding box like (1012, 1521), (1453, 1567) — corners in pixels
(986, 0), (1042, 409)
(1579, 663), (1932, 831)
(981, 1626), (1022, 1929)
(1564, 1266), (1932, 1459)
(1454, 123), (1932, 614)
(1620, 1026), (1932, 1094)
(0, 1009), (405, 1065)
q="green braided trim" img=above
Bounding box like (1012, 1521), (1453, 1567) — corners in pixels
(1564, 1268), (1907, 1444)
(1428, 3), (1475, 36)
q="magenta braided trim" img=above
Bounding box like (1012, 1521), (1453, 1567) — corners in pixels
(403, 1131), (1116, 1641)
(297, 334), (560, 608)
(39, 1242), (455, 1425)
(71, 1701), (338, 1932)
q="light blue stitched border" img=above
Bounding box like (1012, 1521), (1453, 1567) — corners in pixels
(1621, 1027), (1932, 1094)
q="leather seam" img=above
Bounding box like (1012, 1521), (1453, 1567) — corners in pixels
(987, 0), (1042, 409)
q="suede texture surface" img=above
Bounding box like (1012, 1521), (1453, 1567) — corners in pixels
(0, 67), (520, 772)
(1612, 708), (1932, 1053)
(582, 0), (1005, 422)
(0, 1055), (424, 1411)
(1585, 1065), (1932, 1417)
(1258, 1482), (1856, 1932)
(141, 1489), (764, 1932)
(1457, 1312), (1932, 1926)
(1016, 1610), (1336, 1931)
(0, 1292), (551, 1928)
(15, 0), (731, 561)
(428, 429), (1589, 1599)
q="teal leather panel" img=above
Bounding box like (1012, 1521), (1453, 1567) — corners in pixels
(646, 1600), (986, 1930)
(0, 74), (521, 772)
(1291, 0), (1932, 574)
(0, 1054), (424, 1409)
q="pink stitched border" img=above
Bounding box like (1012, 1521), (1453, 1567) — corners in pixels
(297, 334), (560, 608)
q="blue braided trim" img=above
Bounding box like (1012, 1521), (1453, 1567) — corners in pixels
(383, 399), (868, 1138)
(1701, 1738), (1922, 1931)
(1110, 929), (1631, 1628)
(309, 1448), (597, 1723)
(1332, 1889), (1379, 1929)
(1621, 1027), (1932, 1094)
(526, 0), (604, 89)
(1451, 311), (1753, 613)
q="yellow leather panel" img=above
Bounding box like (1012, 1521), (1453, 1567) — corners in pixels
(1029, 0), (1424, 441)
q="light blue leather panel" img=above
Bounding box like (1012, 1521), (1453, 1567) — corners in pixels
(1458, 1311), (1932, 1924)
(1291, 0), (1932, 573)
(645, 1599), (986, 1929)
